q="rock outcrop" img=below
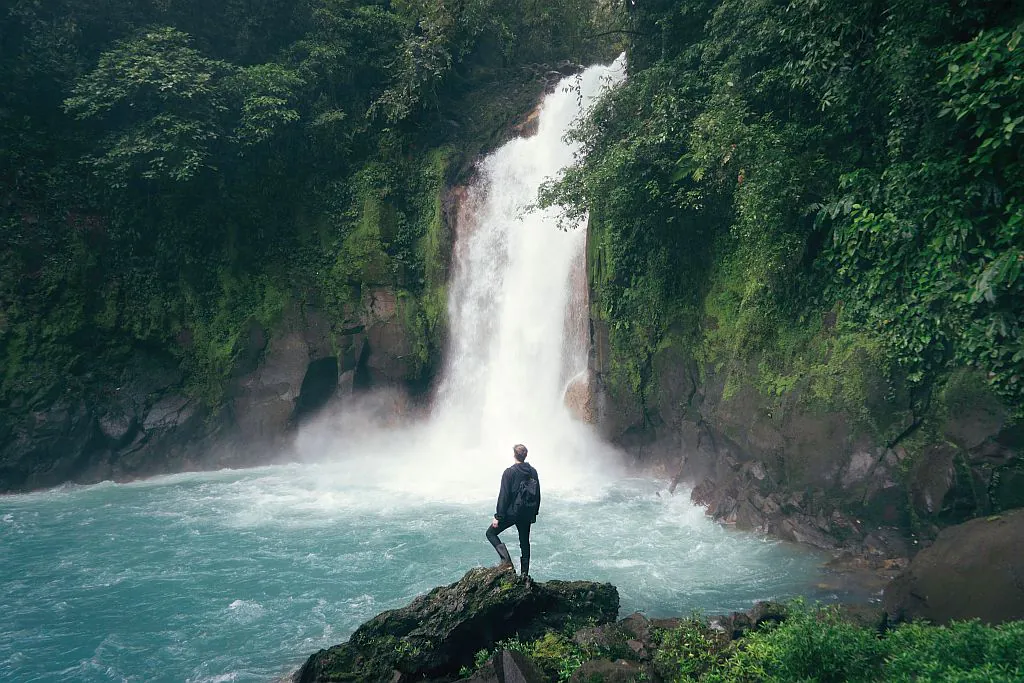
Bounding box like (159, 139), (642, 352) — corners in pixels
(0, 291), (424, 493)
(296, 567), (619, 683)
(884, 508), (1024, 625)
(0, 348), (209, 491)
(588, 305), (1023, 557)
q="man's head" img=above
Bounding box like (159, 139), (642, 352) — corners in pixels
(513, 444), (528, 462)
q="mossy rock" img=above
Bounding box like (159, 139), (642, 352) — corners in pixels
(297, 567), (619, 683)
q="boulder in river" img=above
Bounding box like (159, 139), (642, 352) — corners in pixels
(296, 566), (619, 683)
(884, 507), (1024, 625)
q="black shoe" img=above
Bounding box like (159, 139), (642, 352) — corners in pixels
(494, 543), (515, 571)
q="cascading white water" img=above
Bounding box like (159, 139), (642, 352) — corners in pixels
(423, 57), (627, 487)
(298, 59), (631, 498)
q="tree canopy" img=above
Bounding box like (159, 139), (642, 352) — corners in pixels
(0, 0), (615, 411)
(541, 0), (1023, 411)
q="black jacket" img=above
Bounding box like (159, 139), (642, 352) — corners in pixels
(495, 461), (540, 523)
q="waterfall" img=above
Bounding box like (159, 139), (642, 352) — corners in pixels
(291, 58), (629, 498)
(425, 57), (628, 487)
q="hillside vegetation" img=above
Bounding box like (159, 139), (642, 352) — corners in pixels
(542, 0), (1023, 419)
(0, 0), (613, 425)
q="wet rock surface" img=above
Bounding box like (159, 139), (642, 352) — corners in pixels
(588, 309), (1023, 562)
(296, 566), (619, 683)
(0, 349), (210, 491)
(0, 293), (424, 493)
(884, 508), (1024, 625)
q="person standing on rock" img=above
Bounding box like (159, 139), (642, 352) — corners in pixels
(487, 444), (541, 577)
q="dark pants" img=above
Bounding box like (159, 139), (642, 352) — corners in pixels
(486, 519), (531, 559)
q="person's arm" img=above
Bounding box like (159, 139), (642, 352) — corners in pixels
(535, 473), (541, 517)
(495, 469), (512, 521)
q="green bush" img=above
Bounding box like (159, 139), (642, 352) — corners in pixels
(653, 617), (728, 681)
(458, 605), (1024, 683)
(882, 620), (1024, 682)
(705, 605), (883, 683)
(652, 603), (1024, 683)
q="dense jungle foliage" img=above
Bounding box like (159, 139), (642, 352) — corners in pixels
(0, 0), (614, 415)
(541, 0), (1024, 418)
(465, 602), (1024, 683)
(651, 607), (1024, 682)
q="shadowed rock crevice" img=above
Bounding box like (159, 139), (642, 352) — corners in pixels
(294, 356), (339, 422)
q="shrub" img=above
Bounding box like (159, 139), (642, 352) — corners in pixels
(651, 602), (1024, 683)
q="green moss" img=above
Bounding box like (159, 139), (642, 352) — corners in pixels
(182, 270), (288, 407)
(414, 146), (453, 349)
(586, 214), (612, 314)
(698, 254), (755, 393)
(337, 193), (394, 285)
(417, 147), (452, 282)
(396, 290), (429, 379)
(697, 244), (890, 421)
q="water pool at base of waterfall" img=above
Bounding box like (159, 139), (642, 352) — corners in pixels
(0, 464), (863, 682)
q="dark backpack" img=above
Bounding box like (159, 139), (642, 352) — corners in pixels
(507, 475), (540, 521)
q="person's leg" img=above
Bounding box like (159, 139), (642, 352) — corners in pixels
(486, 519), (516, 568)
(516, 522), (531, 577)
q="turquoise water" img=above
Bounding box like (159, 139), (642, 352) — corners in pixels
(1, 463), (836, 682)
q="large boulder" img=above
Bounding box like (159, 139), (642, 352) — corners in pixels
(296, 567), (619, 683)
(884, 508), (1024, 624)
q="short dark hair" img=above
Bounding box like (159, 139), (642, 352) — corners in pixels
(513, 444), (528, 461)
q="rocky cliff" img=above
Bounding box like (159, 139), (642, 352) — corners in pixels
(0, 63), (579, 494)
(0, 287), (435, 492)
(586, 285), (1023, 561)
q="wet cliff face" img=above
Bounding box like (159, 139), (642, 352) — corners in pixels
(0, 290), (431, 493)
(0, 72), (557, 494)
(588, 313), (1023, 558)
